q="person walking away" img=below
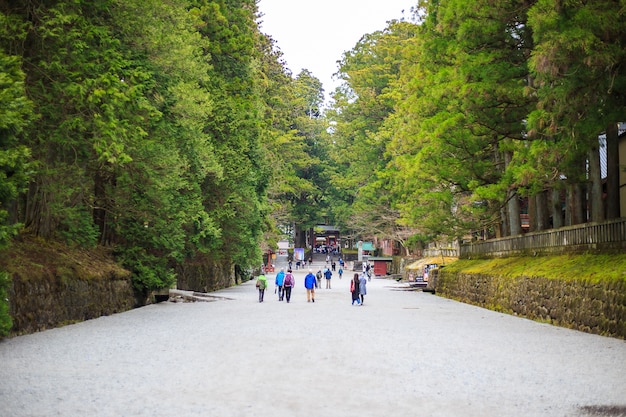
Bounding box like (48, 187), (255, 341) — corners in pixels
(256, 272), (268, 302)
(350, 273), (360, 305)
(275, 268), (285, 301)
(316, 269), (323, 289)
(283, 269), (295, 303)
(331, 260), (336, 271)
(366, 263), (372, 281)
(338, 267), (343, 279)
(359, 272), (367, 305)
(304, 269), (317, 302)
(324, 267), (333, 289)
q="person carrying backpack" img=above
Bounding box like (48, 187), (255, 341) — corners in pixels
(256, 273), (268, 303)
(283, 270), (295, 303)
(316, 269), (323, 288)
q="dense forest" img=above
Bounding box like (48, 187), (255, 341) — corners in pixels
(1, 0), (625, 335)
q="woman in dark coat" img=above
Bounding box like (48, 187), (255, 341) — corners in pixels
(350, 273), (360, 305)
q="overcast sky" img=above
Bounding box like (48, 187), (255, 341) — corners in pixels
(257, 0), (417, 104)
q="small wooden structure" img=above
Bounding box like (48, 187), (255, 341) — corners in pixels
(368, 256), (393, 276)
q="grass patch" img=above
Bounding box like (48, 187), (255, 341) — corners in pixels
(444, 253), (626, 283)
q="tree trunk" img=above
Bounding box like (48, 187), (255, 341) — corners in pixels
(606, 122), (620, 219)
(588, 140), (604, 223)
(504, 151), (521, 236)
(507, 190), (521, 236)
(550, 188), (563, 229)
(565, 182), (585, 226)
(293, 223), (307, 249)
(535, 191), (549, 231)
(500, 205), (509, 237)
(93, 170), (107, 244)
(528, 194), (537, 232)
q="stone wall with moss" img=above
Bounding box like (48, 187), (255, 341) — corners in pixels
(175, 253), (237, 293)
(436, 270), (626, 339)
(1, 240), (135, 335)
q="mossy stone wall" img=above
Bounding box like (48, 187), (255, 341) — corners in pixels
(9, 269), (135, 335)
(176, 254), (236, 293)
(437, 270), (626, 339)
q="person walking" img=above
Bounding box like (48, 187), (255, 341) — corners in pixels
(350, 273), (360, 305)
(359, 272), (367, 305)
(304, 269), (317, 303)
(283, 269), (295, 303)
(338, 266), (343, 279)
(275, 268), (285, 301)
(256, 272), (268, 303)
(316, 269), (323, 289)
(324, 267), (333, 289)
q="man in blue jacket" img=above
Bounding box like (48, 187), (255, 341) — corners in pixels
(324, 267), (333, 289)
(304, 269), (317, 303)
(275, 268), (285, 301)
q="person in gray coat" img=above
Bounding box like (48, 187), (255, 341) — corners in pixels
(358, 272), (367, 305)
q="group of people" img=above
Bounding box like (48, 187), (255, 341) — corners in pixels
(255, 265), (367, 305)
(350, 273), (368, 305)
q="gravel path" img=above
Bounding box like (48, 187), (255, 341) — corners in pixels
(1, 255), (625, 417)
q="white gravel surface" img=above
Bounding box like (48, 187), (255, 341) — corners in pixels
(1, 255), (625, 417)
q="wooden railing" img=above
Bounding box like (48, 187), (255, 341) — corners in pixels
(459, 218), (626, 259)
(423, 247), (459, 258)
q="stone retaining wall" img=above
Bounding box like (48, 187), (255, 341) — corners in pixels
(175, 254), (236, 293)
(9, 270), (135, 335)
(436, 270), (626, 339)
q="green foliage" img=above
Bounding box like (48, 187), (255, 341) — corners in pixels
(58, 206), (99, 248)
(526, 0), (626, 186)
(115, 246), (176, 295)
(1, 0), (622, 307)
(0, 271), (11, 337)
(327, 21), (418, 246)
(0, 48), (33, 247)
(0, 0), (278, 295)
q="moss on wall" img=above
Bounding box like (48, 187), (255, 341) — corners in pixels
(1, 238), (135, 336)
(437, 254), (626, 339)
(175, 253), (236, 293)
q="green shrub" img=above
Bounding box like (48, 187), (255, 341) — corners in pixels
(0, 271), (12, 337)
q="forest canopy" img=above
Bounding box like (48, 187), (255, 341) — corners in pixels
(0, 0), (624, 310)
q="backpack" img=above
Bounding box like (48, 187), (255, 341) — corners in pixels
(284, 273), (294, 287)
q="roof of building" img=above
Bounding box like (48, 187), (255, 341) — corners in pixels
(368, 257), (393, 262)
(406, 257), (458, 270)
(360, 242), (375, 251)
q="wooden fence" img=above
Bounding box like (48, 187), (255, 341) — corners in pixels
(459, 218), (626, 259)
(423, 247), (459, 258)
